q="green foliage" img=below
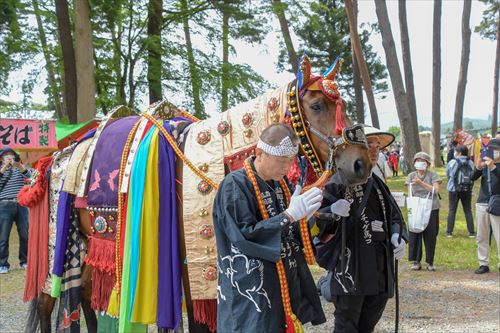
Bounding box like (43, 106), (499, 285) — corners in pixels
(441, 117), (495, 134)
(418, 125), (432, 132)
(0, 0), (40, 95)
(475, 0), (499, 40)
(388, 125), (401, 139)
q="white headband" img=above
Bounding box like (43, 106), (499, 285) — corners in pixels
(256, 136), (299, 157)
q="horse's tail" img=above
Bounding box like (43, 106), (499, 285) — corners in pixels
(24, 298), (40, 333)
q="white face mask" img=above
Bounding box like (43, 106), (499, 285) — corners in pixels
(453, 152), (459, 158)
(494, 150), (500, 160)
(414, 161), (427, 171)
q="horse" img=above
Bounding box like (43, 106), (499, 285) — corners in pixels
(29, 55), (372, 333)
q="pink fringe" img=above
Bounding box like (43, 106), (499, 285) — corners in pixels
(23, 188), (49, 303)
(84, 237), (115, 274)
(193, 299), (217, 332)
(85, 237), (116, 311)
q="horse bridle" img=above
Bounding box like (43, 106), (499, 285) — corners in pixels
(287, 81), (368, 175)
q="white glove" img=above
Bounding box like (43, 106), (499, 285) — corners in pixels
(285, 185), (323, 221)
(391, 233), (406, 260)
(371, 220), (384, 232)
(330, 199), (351, 217)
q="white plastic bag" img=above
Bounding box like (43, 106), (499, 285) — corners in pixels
(407, 184), (434, 233)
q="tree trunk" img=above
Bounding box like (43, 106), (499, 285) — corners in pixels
(374, 0), (421, 172)
(74, 0), (96, 123)
(180, 0), (205, 119)
(453, 0), (472, 132)
(55, 0), (77, 124)
(109, 22), (126, 105)
(221, 1), (230, 112)
(398, 0), (419, 134)
(432, 0), (442, 167)
(491, 7), (500, 136)
(345, 0), (379, 128)
(33, 0), (64, 120)
(352, 47), (364, 124)
(272, 0), (298, 75)
(147, 0), (163, 104)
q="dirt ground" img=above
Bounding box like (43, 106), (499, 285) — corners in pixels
(1, 263), (499, 333)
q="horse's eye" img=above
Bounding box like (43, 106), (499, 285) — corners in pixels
(310, 102), (324, 113)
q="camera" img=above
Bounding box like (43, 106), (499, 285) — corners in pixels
(480, 146), (494, 160)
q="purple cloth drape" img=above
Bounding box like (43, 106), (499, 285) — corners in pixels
(52, 190), (72, 277)
(52, 128), (96, 277)
(156, 122), (182, 329)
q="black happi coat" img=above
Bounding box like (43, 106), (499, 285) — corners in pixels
(314, 174), (407, 297)
(213, 160), (326, 333)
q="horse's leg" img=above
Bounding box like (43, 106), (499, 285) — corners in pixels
(37, 292), (56, 333)
(81, 263), (97, 332)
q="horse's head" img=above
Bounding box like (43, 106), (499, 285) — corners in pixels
(287, 55), (372, 186)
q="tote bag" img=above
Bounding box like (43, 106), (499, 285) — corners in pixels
(407, 184), (434, 233)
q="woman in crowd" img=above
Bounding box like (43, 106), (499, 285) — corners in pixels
(405, 152), (442, 271)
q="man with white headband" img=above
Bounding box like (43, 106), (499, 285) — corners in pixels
(213, 123), (326, 332)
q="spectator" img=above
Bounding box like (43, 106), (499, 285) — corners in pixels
(389, 150), (400, 177)
(447, 140), (458, 163)
(445, 144), (475, 237)
(0, 147), (32, 274)
(472, 138), (500, 274)
(372, 146), (391, 183)
(405, 152), (442, 271)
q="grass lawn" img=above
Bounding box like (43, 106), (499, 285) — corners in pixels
(387, 166), (498, 271)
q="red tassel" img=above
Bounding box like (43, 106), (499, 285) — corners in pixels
(193, 299), (217, 332)
(85, 237), (116, 311)
(90, 267), (115, 312)
(85, 237), (116, 274)
(304, 164), (318, 187)
(286, 158), (301, 185)
(23, 187), (50, 303)
(18, 157), (52, 208)
(335, 99), (346, 135)
(285, 315), (296, 333)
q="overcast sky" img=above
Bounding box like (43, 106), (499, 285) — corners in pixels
(3, 0), (497, 131)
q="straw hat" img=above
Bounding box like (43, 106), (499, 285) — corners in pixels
(363, 125), (395, 149)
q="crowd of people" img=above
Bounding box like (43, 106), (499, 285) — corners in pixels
(375, 132), (500, 274)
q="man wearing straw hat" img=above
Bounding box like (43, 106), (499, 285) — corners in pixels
(315, 125), (407, 333)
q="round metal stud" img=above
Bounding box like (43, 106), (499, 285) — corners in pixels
(196, 130), (211, 145)
(242, 113), (253, 127)
(202, 266), (217, 281)
(199, 224), (214, 239)
(199, 163), (209, 173)
(217, 121), (231, 136)
(93, 216), (108, 234)
(197, 180), (213, 195)
(244, 128), (253, 138)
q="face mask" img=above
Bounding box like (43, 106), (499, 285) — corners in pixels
(494, 151), (500, 160)
(453, 152), (459, 158)
(414, 161), (427, 170)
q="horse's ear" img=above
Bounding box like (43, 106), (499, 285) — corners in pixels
(298, 54), (312, 91)
(322, 54), (344, 81)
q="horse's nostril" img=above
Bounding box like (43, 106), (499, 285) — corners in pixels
(354, 158), (365, 175)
